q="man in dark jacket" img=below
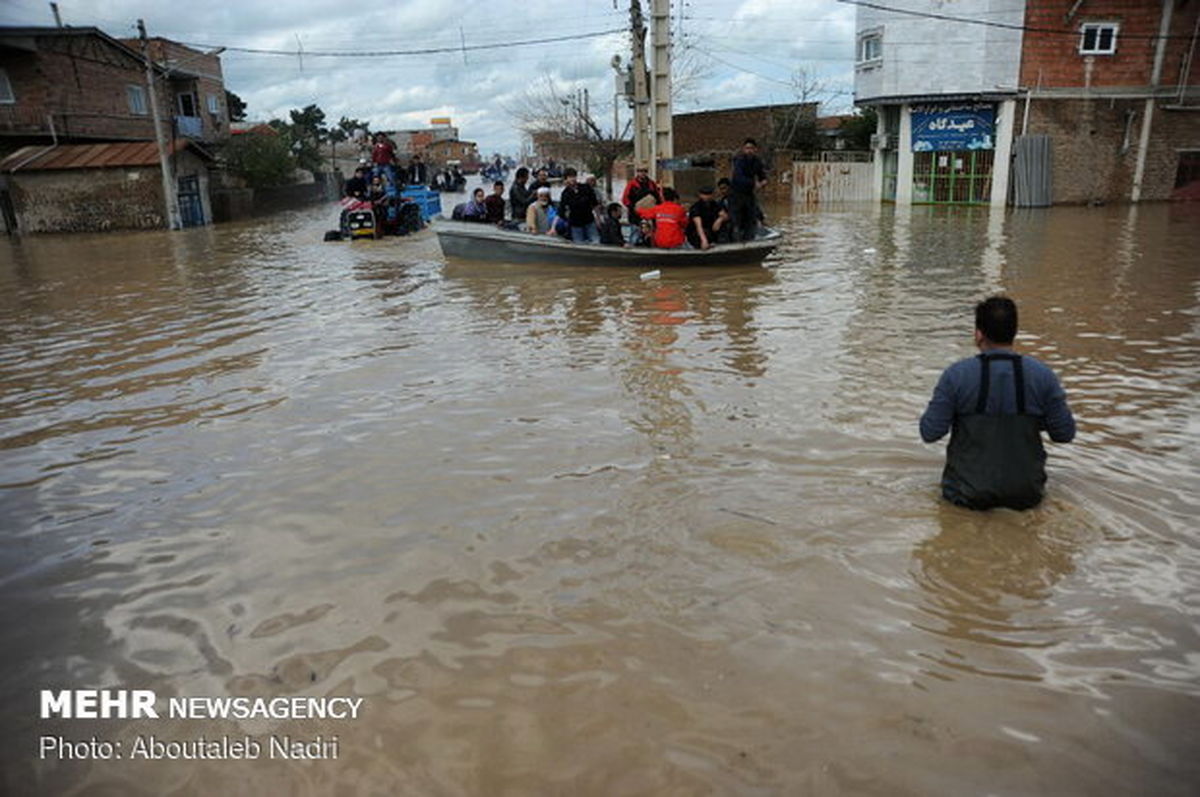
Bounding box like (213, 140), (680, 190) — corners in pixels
(920, 296), (1076, 510)
(729, 138), (767, 241)
(557, 167), (600, 242)
(509, 167), (533, 221)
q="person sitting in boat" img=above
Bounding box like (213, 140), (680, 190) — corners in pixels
(621, 164), (663, 226)
(530, 168), (553, 195)
(687, 185), (728, 250)
(597, 203), (626, 246)
(629, 217), (655, 247)
(462, 187), (489, 221)
(714, 178), (735, 243)
(525, 187), (557, 235)
(645, 187), (688, 249)
(484, 180), (507, 223)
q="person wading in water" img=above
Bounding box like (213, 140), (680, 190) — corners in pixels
(920, 296), (1076, 510)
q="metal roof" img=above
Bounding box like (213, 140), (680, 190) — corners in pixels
(0, 139), (212, 173)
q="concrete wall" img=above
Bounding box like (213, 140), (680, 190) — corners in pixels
(854, 0), (1024, 102)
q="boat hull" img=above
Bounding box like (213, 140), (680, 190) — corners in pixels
(435, 220), (780, 267)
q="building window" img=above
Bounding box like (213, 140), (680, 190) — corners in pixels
(127, 84), (147, 115)
(206, 94), (219, 115)
(1079, 23), (1118, 55)
(0, 69), (14, 104)
(858, 32), (882, 63)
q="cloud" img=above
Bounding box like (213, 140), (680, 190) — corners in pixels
(0, 0), (858, 152)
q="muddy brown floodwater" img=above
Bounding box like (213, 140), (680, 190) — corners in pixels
(1, 197), (1198, 796)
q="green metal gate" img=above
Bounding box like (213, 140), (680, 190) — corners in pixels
(912, 150), (994, 204)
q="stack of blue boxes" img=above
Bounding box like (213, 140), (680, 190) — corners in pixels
(400, 187), (442, 222)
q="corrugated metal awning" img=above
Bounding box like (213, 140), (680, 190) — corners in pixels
(856, 92), (1018, 106)
(0, 139), (212, 173)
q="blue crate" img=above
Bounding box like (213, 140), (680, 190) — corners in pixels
(401, 187), (441, 221)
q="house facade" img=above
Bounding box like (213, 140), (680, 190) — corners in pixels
(854, 0), (1200, 206)
(0, 26), (229, 232)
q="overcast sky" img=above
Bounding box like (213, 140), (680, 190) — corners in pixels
(1, 0), (858, 154)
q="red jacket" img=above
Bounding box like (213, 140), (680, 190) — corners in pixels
(647, 201), (688, 249)
(621, 176), (662, 211)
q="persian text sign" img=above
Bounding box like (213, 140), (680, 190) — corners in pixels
(911, 104), (995, 152)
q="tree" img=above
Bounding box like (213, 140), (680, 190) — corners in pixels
(288, 104), (328, 173)
(223, 130), (294, 188)
(505, 74), (632, 195)
(770, 66), (837, 156)
(225, 90), (247, 122)
(263, 105), (329, 174)
(840, 108), (878, 151)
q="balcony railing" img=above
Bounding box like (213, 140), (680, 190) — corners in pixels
(175, 115), (203, 139)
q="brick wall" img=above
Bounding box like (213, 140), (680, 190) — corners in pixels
(1021, 1), (1200, 89)
(0, 32), (166, 142)
(673, 104), (816, 158)
(1016, 98), (1200, 203)
(132, 38), (229, 142)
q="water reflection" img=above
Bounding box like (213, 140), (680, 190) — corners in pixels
(911, 503), (1081, 682)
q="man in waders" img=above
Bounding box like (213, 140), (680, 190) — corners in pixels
(920, 296), (1076, 510)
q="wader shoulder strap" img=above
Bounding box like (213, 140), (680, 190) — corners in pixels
(975, 353), (1025, 415)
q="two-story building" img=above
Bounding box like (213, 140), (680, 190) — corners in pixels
(854, 0), (1200, 206)
(0, 26), (227, 233)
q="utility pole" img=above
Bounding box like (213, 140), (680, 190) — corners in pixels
(649, 0), (674, 184)
(138, 19), (182, 230)
(629, 0), (653, 178)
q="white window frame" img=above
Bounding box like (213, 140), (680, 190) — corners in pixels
(0, 69), (14, 104)
(206, 93), (219, 115)
(126, 84), (147, 115)
(1079, 22), (1119, 55)
(857, 30), (883, 64)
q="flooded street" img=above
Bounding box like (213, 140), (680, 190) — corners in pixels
(1, 198), (1198, 795)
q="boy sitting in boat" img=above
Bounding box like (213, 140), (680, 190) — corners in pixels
(643, 187), (688, 249)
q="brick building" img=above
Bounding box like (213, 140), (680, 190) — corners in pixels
(1016, 1), (1200, 203)
(672, 103), (818, 158)
(118, 36), (230, 144)
(0, 26), (230, 232)
(424, 138), (480, 171)
(854, 0), (1200, 206)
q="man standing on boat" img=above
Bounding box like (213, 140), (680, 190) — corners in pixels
(920, 296), (1076, 510)
(621, 164), (663, 227)
(729, 138), (767, 241)
(557, 168), (600, 243)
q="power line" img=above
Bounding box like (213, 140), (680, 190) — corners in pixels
(178, 27), (626, 58)
(836, 0), (1194, 41)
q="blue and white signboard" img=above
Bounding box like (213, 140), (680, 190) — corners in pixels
(911, 104), (995, 152)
